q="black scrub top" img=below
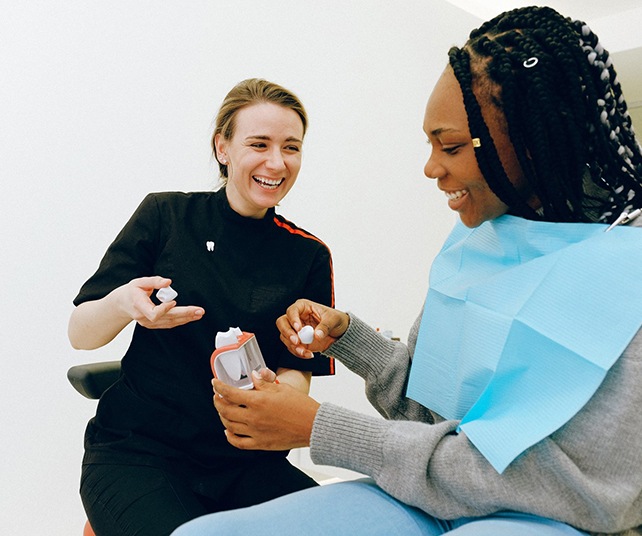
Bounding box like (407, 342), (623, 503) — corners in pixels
(74, 189), (334, 467)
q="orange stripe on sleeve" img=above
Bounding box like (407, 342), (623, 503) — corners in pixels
(273, 216), (335, 307)
(274, 216), (336, 374)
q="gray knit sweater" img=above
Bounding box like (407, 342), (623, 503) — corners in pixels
(311, 312), (642, 535)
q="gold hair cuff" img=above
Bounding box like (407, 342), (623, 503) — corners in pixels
(472, 138), (481, 148)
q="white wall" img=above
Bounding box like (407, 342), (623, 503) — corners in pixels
(0, 2), (479, 534)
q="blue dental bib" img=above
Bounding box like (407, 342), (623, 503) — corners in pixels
(406, 215), (642, 472)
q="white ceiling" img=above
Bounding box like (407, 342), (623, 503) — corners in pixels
(444, 1), (642, 52)
(444, 0), (641, 23)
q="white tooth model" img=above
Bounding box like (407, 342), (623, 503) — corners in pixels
(157, 286), (178, 303)
(298, 325), (315, 344)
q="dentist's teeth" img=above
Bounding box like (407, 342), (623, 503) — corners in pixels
(445, 190), (467, 200)
(253, 176), (283, 189)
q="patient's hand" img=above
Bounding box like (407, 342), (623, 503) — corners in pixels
(213, 371), (319, 451)
(276, 299), (350, 358)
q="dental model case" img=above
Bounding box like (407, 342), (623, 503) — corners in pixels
(210, 327), (267, 389)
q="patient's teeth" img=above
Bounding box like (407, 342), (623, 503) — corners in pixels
(445, 189), (467, 200)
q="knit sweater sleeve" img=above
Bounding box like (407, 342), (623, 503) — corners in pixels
(310, 313), (642, 535)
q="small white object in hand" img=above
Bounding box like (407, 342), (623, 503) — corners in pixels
(157, 286), (178, 303)
(298, 325), (315, 344)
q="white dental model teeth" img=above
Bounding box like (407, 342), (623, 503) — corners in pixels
(157, 286), (178, 303)
(298, 325), (315, 344)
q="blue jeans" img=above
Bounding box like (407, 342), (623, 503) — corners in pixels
(170, 478), (588, 536)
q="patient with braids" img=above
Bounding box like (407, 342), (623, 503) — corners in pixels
(172, 6), (642, 536)
(452, 8), (642, 224)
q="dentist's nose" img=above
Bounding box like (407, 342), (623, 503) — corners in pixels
(266, 149), (286, 171)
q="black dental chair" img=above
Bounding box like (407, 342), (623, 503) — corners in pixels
(67, 360), (121, 536)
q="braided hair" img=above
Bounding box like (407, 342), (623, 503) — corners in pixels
(449, 6), (642, 223)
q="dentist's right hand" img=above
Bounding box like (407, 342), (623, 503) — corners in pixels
(276, 299), (350, 358)
(121, 276), (205, 330)
(69, 276), (205, 350)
